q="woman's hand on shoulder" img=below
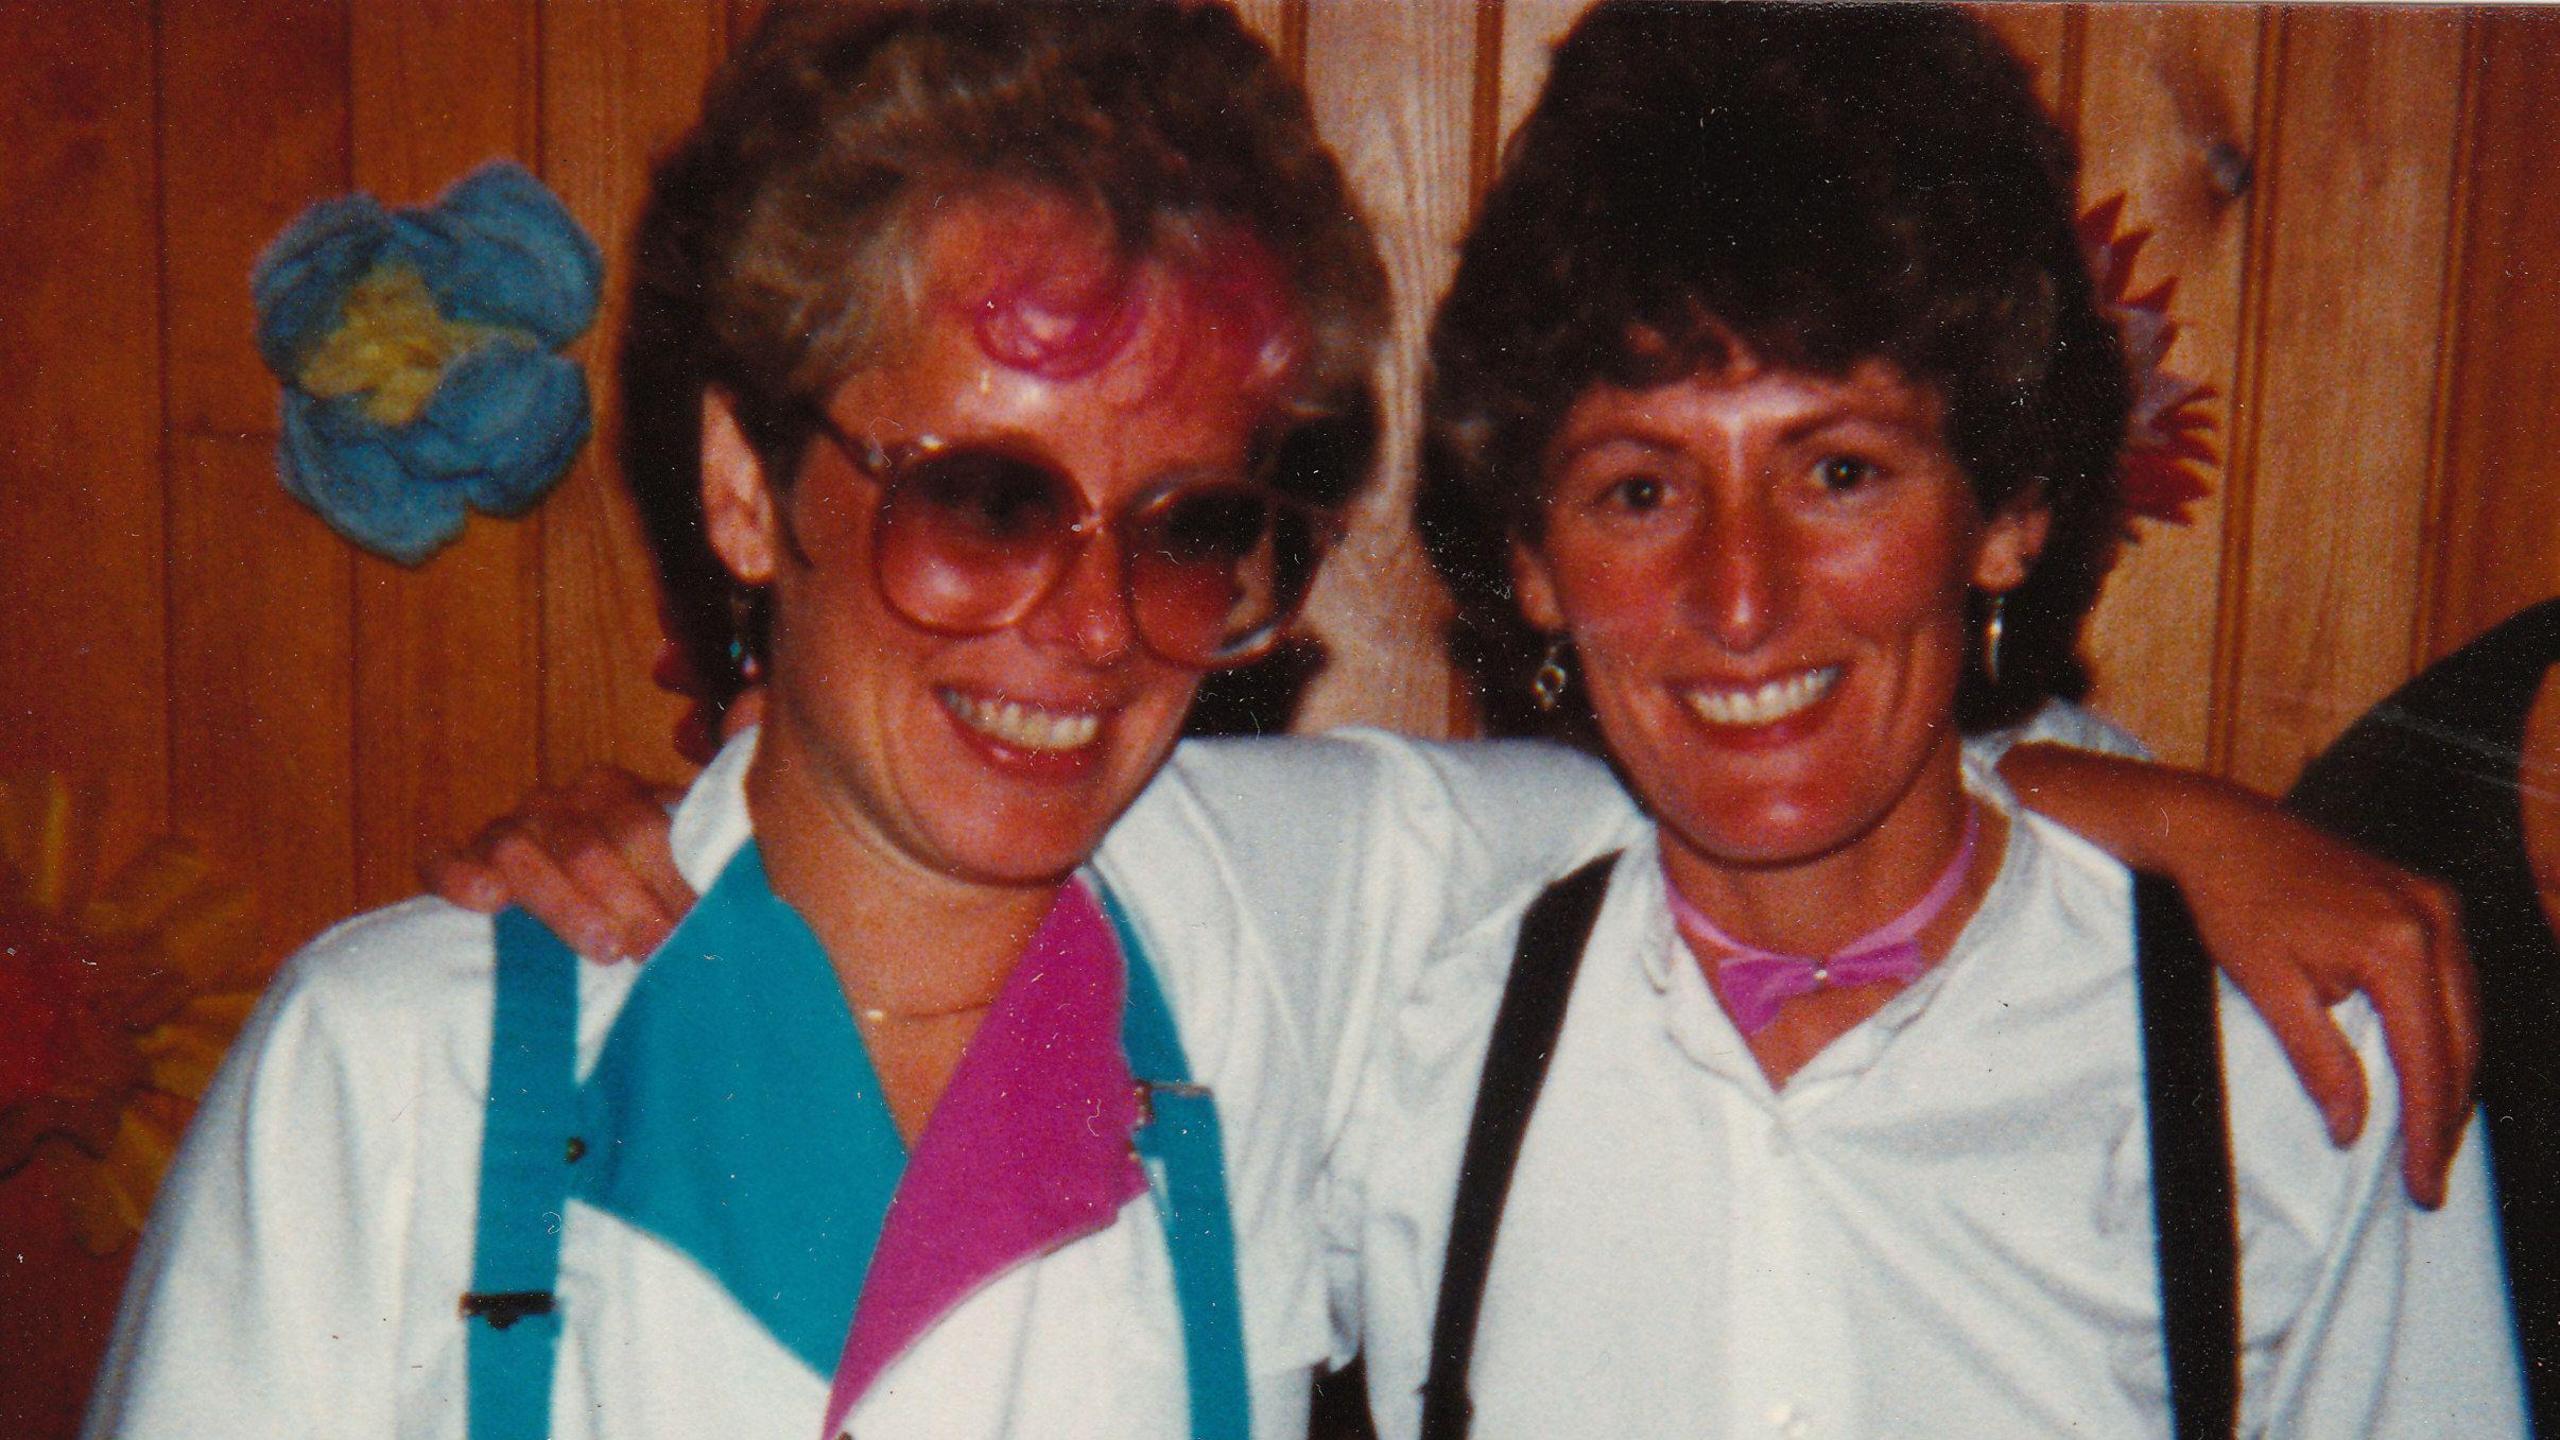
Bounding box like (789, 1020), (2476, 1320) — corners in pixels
(421, 765), (697, 964)
(2167, 784), (2476, 1208)
(2000, 742), (2480, 1209)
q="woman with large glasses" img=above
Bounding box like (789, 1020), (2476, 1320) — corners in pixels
(89, 7), (1407, 1438)
(91, 4), (2474, 1440)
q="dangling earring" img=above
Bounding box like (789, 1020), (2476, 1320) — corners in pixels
(1980, 595), (2006, 688)
(729, 587), (765, 684)
(1530, 639), (1570, 712)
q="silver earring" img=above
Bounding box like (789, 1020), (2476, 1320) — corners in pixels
(1981, 595), (2005, 688)
(729, 588), (764, 683)
(1531, 640), (1570, 712)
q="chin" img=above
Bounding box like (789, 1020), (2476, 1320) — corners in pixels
(926, 797), (1124, 887)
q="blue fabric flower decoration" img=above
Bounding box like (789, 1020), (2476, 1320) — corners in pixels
(251, 161), (604, 565)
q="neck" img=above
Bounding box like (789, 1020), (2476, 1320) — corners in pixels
(745, 723), (1060, 1021)
(1659, 748), (1982, 960)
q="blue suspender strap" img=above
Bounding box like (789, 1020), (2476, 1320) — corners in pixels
(466, 907), (583, 1440)
(1100, 887), (1253, 1440)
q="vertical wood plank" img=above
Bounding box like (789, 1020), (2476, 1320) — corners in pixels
(1226, 0), (1297, 67)
(0, 6), (163, 1433)
(1496, 0), (1589, 160)
(0, 0), (167, 859)
(348, 0), (543, 909)
(2072, 7), (2264, 768)
(538, 1), (722, 787)
(161, 0), (357, 963)
(2429, 10), (2560, 659)
(2222, 8), (2467, 791)
(1292, 0), (1477, 738)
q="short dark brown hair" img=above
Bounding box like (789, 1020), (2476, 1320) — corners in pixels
(624, 0), (1389, 706)
(1420, 0), (2130, 741)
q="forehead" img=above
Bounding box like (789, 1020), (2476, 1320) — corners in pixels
(818, 197), (1288, 485)
(896, 189), (1301, 400)
(1556, 357), (1950, 452)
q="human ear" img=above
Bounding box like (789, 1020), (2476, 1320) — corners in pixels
(1509, 537), (1568, 634)
(700, 390), (783, 587)
(1972, 492), (2052, 595)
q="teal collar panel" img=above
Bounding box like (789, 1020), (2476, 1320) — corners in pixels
(571, 840), (906, 1375)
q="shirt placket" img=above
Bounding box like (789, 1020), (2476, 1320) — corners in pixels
(1715, 1079), (1860, 1440)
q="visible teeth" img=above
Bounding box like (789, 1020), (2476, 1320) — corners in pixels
(941, 690), (1102, 752)
(1684, 667), (1840, 727)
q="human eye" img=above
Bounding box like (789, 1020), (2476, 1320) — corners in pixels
(1600, 471), (1671, 514)
(1810, 453), (1883, 494)
(912, 450), (1069, 544)
(1545, 439), (1689, 533)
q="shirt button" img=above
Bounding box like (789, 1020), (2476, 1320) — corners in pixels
(1766, 1403), (1813, 1439)
(1766, 1121), (1792, 1156)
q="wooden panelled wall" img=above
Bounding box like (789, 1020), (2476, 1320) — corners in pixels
(3, 3), (2558, 1432)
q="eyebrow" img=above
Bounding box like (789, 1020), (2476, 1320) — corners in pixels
(1553, 403), (1928, 468)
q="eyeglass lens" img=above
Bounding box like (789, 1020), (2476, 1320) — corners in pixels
(869, 446), (1322, 667)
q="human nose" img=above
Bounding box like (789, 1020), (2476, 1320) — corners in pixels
(1683, 495), (1790, 654)
(1022, 520), (1140, 665)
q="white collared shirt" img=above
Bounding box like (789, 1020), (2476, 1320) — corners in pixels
(85, 728), (1633, 1440)
(1333, 773), (2524, 1440)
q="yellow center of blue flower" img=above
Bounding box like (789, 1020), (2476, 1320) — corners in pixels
(296, 265), (525, 427)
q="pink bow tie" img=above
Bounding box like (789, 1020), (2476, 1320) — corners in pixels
(1668, 809), (1979, 1037)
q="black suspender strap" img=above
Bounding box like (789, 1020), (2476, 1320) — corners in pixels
(1417, 852), (1620, 1440)
(2132, 871), (2241, 1440)
(1411, 858), (2238, 1440)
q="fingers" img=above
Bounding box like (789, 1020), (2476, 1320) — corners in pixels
(420, 849), (508, 914)
(2352, 888), (2461, 1209)
(2400, 880), (2476, 1209)
(2422, 880), (2481, 1116)
(569, 768), (692, 952)
(2258, 974), (2372, 1155)
(485, 818), (637, 963)
(418, 768), (695, 965)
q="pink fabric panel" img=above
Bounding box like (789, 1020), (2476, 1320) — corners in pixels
(820, 880), (1148, 1437)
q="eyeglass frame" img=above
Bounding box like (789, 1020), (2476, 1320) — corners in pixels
(780, 407), (1345, 669)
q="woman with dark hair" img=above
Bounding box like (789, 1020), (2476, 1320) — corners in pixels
(1332, 4), (2520, 1435)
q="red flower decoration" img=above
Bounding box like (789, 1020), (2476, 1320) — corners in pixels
(2079, 195), (2219, 533)
(0, 775), (261, 1253)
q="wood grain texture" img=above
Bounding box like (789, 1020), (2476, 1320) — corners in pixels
(1495, 0), (1588, 161)
(2073, 6), (2264, 769)
(347, 0), (543, 908)
(2428, 10), (2560, 660)
(0, 6), (164, 1433)
(161, 0), (358, 965)
(2222, 8), (2468, 791)
(161, 0), (350, 442)
(0, 0), (168, 856)
(1227, 0), (1297, 68)
(537, 0), (718, 788)
(166, 434), (358, 962)
(1292, 0), (1477, 738)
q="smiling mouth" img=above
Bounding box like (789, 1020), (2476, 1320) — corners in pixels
(940, 689), (1104, 753)
(1682, 666), (1841, 728)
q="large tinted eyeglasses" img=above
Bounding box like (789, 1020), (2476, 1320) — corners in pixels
(802, 412), (1339, 669)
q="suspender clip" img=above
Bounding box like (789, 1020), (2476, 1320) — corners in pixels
(461, 1290), (557, 1330)
(1133, 1078), (1211, 1126)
